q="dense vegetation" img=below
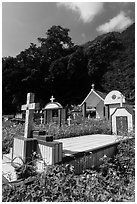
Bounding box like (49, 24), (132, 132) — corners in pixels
(2, 23), (135, 114)
(2, 119), (111, 154)
(2, 131), (135, 202)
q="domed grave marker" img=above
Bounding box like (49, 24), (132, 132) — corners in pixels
(104, 90), (125, 120)
(43, 96), (66, 126)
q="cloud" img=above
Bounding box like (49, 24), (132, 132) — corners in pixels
(57, 2), (104, 23)
(97, 11), (133, 33)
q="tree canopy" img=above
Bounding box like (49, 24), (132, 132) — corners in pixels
(2, 24), (135, 114)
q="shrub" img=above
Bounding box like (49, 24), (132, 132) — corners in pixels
(2, 133), (135, 202)
(2, 121), (24, 154)
(35, 118), (111, 139)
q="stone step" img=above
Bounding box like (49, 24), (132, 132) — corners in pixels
(3, 171), (17, 183)
(2, 162), (17, 183)
(2, 149), (18, 184)
(3, 154), (12, 163)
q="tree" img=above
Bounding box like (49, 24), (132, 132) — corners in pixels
(38, 25), (74, 64)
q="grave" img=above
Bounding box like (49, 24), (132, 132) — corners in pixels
(12, 93), (39, 164)
(104, 90), (125, 120)
(67, 116), (71, 126)
(111, 107), (133, 135)
(79, 84), (107, 119)
(43, 96), (66, 126)
(12, 93), (63, 167)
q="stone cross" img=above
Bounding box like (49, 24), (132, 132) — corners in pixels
(50, 95), (55, 103)
(67, 116), (71, 126)
(21, 93), (39, 138)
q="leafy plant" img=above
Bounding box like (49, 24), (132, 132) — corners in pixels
(2, 132), (135, 202)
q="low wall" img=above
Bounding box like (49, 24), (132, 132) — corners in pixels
(62, 142), (118, 174)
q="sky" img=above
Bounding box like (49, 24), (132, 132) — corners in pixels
(2, 1), (135, 57)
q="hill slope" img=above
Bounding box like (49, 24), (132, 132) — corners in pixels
(2, 24), (135, 114)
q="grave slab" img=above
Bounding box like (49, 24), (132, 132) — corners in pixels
(55, 134), (122, 157)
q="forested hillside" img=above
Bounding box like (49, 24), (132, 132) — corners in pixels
(2, 23), (135, 114)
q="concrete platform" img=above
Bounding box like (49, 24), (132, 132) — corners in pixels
(2, 151), (17, 184)
(55, 134), (122, 157)
(2, 134), (123, 180)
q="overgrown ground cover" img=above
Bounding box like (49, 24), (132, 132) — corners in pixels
(2, 132), (135, 202)
(2, 118), (111, 154)
(2, 119), (135, 201)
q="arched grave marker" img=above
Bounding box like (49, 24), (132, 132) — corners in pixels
(104, 90), (125, 120)
(43, 96), (66, 126)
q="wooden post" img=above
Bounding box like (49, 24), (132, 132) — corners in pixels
(44, 110), (47, 124)
(82, 102), (86, 118)
(120, 94), (123, 107)
(58, 109), (61, 127)
(21, 93), (39, 138)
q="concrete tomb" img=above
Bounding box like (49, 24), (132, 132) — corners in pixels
(104, 90), (125, 120)
(12, 93), (63, 167)
(111, 107), (133, 135)
(13, 93), (39, 164)
(43, 95), (66, 126)
(80, 84), (107, 119)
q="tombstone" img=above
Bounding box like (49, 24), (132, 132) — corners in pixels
(12, 93), (39, 164)
(111, 107), (133, 135)
(104, 90), (125, 120)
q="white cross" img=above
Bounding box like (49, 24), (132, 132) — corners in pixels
(73, 113), (76, 120)
(21, 93), (39, 138)
(50, 95), (55, 103)
(67, 116), (71, 126)
(91, 84), (94, 90)
(40, 116), (44, 125)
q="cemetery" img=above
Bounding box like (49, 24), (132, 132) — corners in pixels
(2, 90), (135, 202)
(2, 4), (135, 199)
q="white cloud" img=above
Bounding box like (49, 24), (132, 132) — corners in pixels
(97, 11), (133, 33)
(57, 2), (104, 23)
